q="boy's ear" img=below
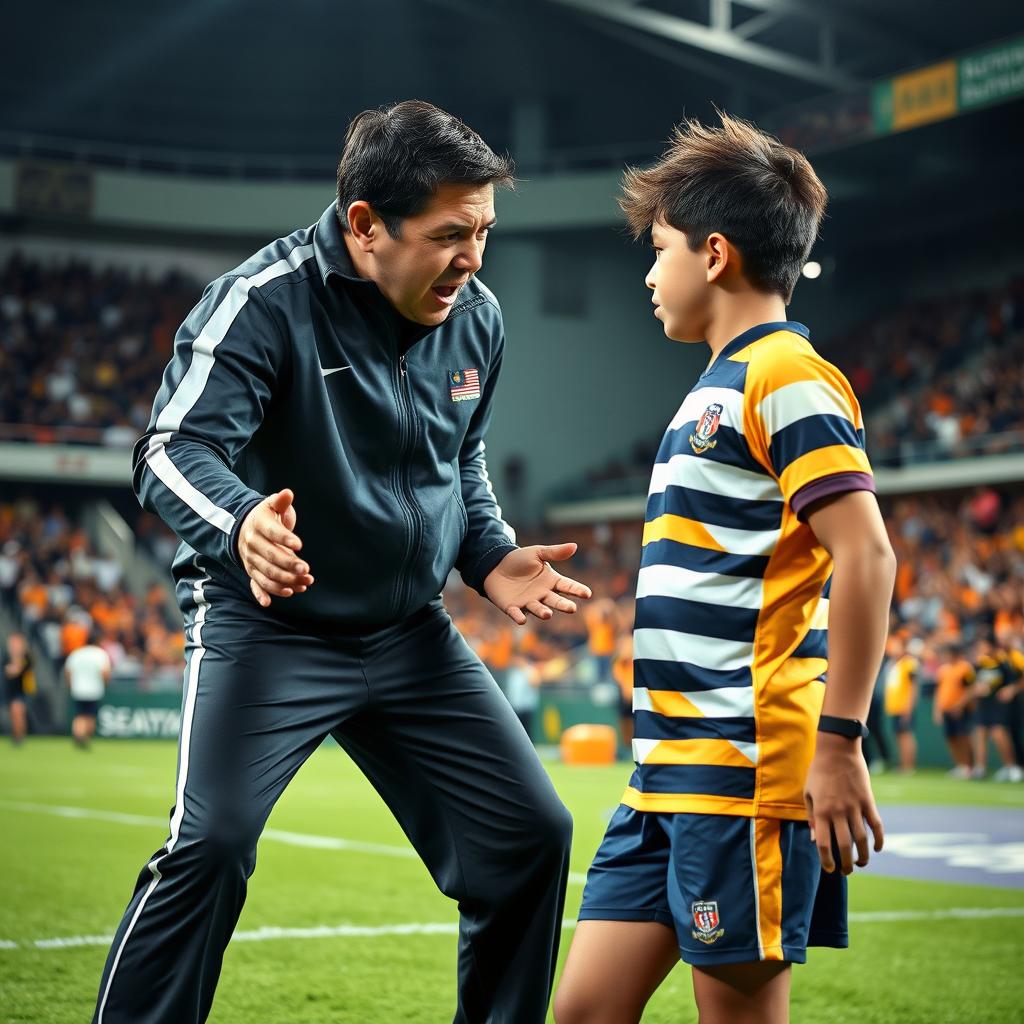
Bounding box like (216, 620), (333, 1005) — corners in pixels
(705, 232), (731, 284)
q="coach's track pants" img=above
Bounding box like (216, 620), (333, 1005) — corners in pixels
(92, 573), (572, 1024)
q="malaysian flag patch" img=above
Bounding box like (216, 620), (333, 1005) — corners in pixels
(449, 368), (481, 403)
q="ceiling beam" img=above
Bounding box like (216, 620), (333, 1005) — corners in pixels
(572, 15), (791, 103)
(731, 10), (783, 41)
(735, 0), (922, 60)
(548, 0), (858, 90)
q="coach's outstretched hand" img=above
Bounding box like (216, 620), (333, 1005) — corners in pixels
(238, 489), (314, 608)
(804, 733), (885, 876)
(484, 543), (592, 626)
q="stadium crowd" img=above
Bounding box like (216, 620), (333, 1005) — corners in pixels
(578, 274), (1024, 488)
(0, 498), (183, 676)
(0, 253), (197, 445)
(0, 252), (1022, 469)
(849, 278), (1024, 463)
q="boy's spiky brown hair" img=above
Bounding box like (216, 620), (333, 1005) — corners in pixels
(620, 113), (827, 301)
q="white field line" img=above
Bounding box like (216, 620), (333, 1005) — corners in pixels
(4, 907), (1024, 952)
(0, 798), (592, 886)
(0, 800), (426, 862)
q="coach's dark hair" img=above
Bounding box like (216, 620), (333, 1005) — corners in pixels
(620, 113), (827, 302)
(336, 100), (515, 238)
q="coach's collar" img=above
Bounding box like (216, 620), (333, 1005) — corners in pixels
(313, 203), (373, 288)
(312, 202), (441, 347)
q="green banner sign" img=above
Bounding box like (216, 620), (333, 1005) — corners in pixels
(91, 689), (182, 739)
(960, 37), (1024, 111)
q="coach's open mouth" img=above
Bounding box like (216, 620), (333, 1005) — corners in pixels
(432, 284), (460, 305)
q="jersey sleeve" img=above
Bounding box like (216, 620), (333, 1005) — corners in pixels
(744, 344), (873, 511)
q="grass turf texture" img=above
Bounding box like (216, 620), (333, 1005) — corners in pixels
(1, 739), (1022, 1023)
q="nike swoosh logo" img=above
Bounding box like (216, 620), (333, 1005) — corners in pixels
(320, 366), (352, 377)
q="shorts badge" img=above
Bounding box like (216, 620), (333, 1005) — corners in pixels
(689, 403), (723, 454)
(691, 900), (725, 944)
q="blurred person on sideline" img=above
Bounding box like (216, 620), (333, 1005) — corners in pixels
(65, 630), (111, 749)
(584, 597), (618, 682)
(504, 653), (540, 739)
(91, 101), (589, 1024)
(883, 634), (919, 774)
(3, 632), (32, 745)
(999, 628), (1024, 768)
(612, 631), (634, 751)
(932, 643), (976, 778)
(556, 114), (894, 1024)
(863, 653), (892, 773)
(970, 633), (1023, 781)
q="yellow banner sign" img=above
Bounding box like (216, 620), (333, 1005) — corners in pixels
(890, 60), (958, 131)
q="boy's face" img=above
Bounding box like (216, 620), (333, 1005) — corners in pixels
(645, 219), (712, 343)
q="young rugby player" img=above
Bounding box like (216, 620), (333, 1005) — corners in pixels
(555, 115), (896, 1024)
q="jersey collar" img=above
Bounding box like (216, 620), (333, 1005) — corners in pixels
(715, 320), (809, 364)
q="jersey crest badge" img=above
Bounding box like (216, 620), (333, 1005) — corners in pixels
(449, 368), (481, 403)
(689, 403), (723, 454)
(691, 900), (725, 944)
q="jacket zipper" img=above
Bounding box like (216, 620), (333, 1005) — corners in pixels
(393, 351), (423, 616)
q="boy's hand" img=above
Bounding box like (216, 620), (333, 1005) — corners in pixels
(238, 489), (314, 608)
(483, 543), (592, 625)
(804, 732), (884, 875)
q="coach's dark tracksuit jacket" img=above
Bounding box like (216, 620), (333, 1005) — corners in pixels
(100, 206), (571, 1024)
(132, 203), (517, 628)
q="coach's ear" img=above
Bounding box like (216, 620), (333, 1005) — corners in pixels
(346, 201), (381, 253)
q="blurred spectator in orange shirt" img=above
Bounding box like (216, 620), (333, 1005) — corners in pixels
(932, 645), (976, 777)
(60, 617), (89, 656)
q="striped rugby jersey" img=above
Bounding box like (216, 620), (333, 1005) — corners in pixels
(623, 321), (873, 819)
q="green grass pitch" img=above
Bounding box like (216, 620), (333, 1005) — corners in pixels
(2, 739), (1023, 1023)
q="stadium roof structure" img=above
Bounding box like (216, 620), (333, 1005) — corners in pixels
(1, 0), (1020, 178)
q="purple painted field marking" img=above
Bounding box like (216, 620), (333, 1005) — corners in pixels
(869, 805), (1024, 889)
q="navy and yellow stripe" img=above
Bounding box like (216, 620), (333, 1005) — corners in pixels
(633, 659), (752, 694)
(634, 596), (758, 642)
(633, 712), (756, 744)
(646, 485), (783, 532)
(767, 415), (865, 476)
(639, 537), (771, 579)
(629, 763), (757, 799)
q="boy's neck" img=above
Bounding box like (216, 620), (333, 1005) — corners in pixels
(704, 291), (788, 367)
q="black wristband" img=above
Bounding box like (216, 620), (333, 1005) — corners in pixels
(818, 715), (869, 740)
